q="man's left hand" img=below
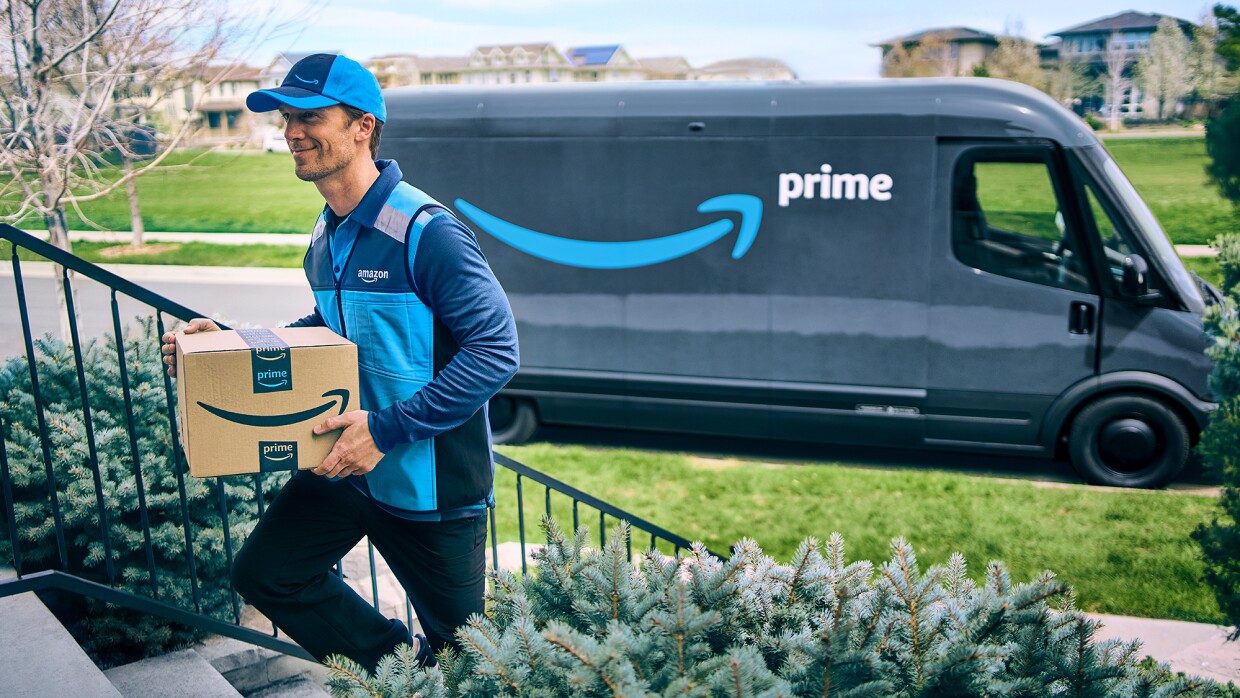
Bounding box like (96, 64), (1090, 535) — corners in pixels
(313, 410), (384, 477)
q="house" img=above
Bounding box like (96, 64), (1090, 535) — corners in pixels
(141, 63), (264, 147)
(464, 43), (573, 84)
(367, 53), (420, 88)
(414, 57), (469, 85)
(365, 54), (468, 88)
(638, 56), (694, 81)
(873, 27), (1000, 77)
(1049, 10), (1195, 114)
(565, 45), (646, 81)
(694, 58), (797, 81)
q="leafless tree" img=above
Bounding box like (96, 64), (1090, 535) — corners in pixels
(1138, 16), (1192, 120)
(0, 0), (285, 336)
(984, 31), (1048, 91)
(1046, 56), (1090, 109)
(1101, 31), (1135, 131)
(881, 33), (958, 78)
(1190, 8), (1222, 103)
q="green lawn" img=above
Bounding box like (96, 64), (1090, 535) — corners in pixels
(1103, 138), (1237, 245)
(9, 150), (321, 234)
(1182, 255), (1224, 287)
(71, 241), (306, 268)
(3, 137), (1237, 245)
(492, 443), (1224, 625)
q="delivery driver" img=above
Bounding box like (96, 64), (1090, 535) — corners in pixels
(159, 53), (518, 671)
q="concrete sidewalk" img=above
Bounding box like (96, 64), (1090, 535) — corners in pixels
(22, 230), (1221, 257)
(1089, 613), (1238, 685)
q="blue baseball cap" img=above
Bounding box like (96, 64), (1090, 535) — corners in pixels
(246, 53), (386, 123)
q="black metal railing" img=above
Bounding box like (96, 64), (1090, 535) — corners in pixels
(0, 223), (716, 663)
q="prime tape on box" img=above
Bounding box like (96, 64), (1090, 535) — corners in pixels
(175, 327), (360, 477)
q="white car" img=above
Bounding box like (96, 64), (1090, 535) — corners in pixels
(262, 132), (290, 153)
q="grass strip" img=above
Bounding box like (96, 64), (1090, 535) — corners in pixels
(70, 241), (306, 267)
(494, 443), (1223, 624)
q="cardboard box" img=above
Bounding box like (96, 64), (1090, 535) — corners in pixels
(175, 327), (360, 477)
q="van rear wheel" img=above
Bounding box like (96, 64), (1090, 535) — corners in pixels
(1067, 395), (1189, 489)
(489, 397), (538, 445)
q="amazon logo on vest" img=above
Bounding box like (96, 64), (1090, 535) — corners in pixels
(454, 194), (762, 270)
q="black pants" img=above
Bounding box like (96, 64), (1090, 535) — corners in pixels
(231, 471), (488, 670)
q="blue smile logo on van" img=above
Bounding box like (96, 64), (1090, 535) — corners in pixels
(454, 194), (762, 269)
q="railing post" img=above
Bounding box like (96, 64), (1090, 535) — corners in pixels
(62, 269), (116, 585)
(517, 474), (526, 576)
(157, 313), (202, 613)
(10, 244), (67, 569)
(0, 416), (22, 577)
(215, 479), (241, 624)
(111, 293), (159, 597)
(488, 506), (499, 573)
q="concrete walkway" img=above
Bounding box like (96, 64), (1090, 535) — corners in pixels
(1089, 613), (1238, 685)
(23, 230), (1221, 257)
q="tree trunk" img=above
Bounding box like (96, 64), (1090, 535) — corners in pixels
(124, 156), (145, 247)
(1108, 83), (1122, 131)
(44, 207), (78, 342)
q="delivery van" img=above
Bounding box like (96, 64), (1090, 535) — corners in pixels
(380, 78), (1221, 488)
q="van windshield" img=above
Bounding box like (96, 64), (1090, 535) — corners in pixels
(1092, 149), (1202, 310)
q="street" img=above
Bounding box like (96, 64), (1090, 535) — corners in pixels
(0, 262), (313, 359)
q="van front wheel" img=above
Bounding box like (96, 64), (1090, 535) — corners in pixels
(488, 397), (538, 445)
(1067, 395), (1189, 488)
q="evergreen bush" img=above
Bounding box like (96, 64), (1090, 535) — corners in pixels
(327, 519), (1221, 697)
(1193, 234), (1240, 640)
(0, 319), (279, 665)
(1206, 98), (1240, 211)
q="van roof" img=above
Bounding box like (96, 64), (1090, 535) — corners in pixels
(383, 78), (1098, 146)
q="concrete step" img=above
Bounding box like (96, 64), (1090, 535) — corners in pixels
(104, 649), (242, 697)
(194, 635), (328, 695)
(245, 675), (331, 697)
(0, 590), (122, 697)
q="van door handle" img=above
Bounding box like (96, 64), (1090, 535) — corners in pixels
(1069, 301), (1095, 335)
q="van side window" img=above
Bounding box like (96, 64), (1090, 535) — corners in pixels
(951, 152), (1094, 294)
(1083, 183), (1163, 296)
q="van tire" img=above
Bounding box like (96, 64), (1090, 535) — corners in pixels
(1067, 394), (1189, 488)
(489, 397), (538, 445)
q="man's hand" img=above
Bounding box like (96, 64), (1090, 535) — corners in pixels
(160, 318), (221, 377)
(313, 410), (384, 478)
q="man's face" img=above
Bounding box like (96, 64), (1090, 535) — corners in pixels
(279, 105), (362, 182)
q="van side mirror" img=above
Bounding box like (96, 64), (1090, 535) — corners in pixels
(1121, 254), (1162, 303)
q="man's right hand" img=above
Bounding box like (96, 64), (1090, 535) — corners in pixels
(161, 318), (220, 377)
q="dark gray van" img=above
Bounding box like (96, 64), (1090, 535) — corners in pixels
(381, 78), (1220, 488)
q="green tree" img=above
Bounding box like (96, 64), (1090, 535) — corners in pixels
(1215, 4), (1240, 71)
(1193, 236), (1240, 640)
(1206, 98), (1240, 210)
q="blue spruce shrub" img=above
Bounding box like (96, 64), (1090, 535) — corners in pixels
(0, 320), (282, 666)
(327, 518), (1222, 697)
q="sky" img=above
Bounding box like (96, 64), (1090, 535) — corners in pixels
(242, 1), (1219, 80)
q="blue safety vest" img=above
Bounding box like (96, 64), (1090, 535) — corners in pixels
(304, 182), (492, 512)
